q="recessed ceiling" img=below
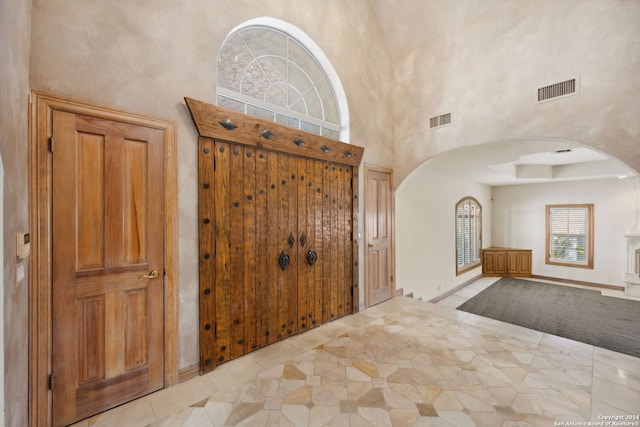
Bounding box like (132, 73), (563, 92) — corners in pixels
(421, 138), (637, 186)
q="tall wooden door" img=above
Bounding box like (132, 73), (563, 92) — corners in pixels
(51, 110), (165, 426)
(186, 97), (363, 373)
(365, 165), (395, 307)
(199, 140), (355, 369)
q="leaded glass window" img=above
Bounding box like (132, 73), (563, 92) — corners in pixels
(217, 25), (341, 140)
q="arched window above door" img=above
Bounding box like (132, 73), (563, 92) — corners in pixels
(217, 18), (349, 141)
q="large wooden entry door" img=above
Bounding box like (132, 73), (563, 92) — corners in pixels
(201, 141), (355, 367)
(51, 110), (165, 426)
(186, 97), (363, 373)
(365, 165), (395, 307)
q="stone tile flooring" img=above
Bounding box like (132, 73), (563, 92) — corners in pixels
(73, 278), (640, 426)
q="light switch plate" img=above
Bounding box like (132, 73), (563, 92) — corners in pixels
(16, 232), (30, 259)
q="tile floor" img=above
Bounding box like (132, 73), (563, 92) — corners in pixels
(73, 278), (640, 426)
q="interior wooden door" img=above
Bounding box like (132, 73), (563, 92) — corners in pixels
(365, 166), (395, 307)
(51, 110), (165, 426)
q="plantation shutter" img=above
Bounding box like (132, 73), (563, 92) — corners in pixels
(456, 198), (481, 271)
(549, 207), (588, 263)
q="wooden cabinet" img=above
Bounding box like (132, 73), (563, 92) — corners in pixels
(482, 247), (531, 277)
(186, 98), (364, 373)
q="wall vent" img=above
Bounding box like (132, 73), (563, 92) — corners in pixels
(430, 112), (452, 129)
(537, 78), (577, 102)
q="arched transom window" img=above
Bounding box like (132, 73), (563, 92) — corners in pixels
(217, 21), (344, 141)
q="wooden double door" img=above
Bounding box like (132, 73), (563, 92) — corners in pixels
(187, 97), (364, 372)
(200, 140), (356, 368)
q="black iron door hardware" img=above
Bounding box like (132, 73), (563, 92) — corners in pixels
(279, 251), (291, 270)
(306, 248), (317, 266)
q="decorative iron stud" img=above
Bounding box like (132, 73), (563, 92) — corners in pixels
(260, 129), (275, 140)
(293, 138), (305, 147)
(218, 119), (237, 130)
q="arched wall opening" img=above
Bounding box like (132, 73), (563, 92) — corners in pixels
(394, 138), (637, 302)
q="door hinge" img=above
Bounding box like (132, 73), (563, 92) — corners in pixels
(48, 136), (54, 153)
(48, 374), (54, 390)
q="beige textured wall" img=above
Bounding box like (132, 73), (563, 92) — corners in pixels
(29, 0), (394, 370)
(389, 0), (640, 188)
(0, 0), (31, 425)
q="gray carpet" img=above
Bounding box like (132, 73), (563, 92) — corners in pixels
(456, 278), (640, 358)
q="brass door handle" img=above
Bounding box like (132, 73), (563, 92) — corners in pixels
(368, 243), (377, 247)
(139, 270), (160, 279)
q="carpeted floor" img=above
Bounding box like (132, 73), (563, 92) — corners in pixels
(456, 277), (640, 358)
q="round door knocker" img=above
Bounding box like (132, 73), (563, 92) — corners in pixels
(278, 251), (291, 270)
(306, 248), (318, 266)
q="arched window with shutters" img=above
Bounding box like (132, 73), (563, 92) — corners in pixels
(456, 197), (482, 275)
(217, 18), (349, 142)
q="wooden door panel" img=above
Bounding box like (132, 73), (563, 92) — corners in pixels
(254, 148), (270, 349)
(266, 150), (281, 345)
(311, 160), (325, 327)
(52, 111), (164, 426)
(297, 158), (310, 332)
(336, 165), (346, 319)
(228, 144), (245, 360)
(76, 131), (106, 270)
(242, 146), (258, 354)
(198, 138), (216, 370)
(365, 168), (394, 307)
(213, 141), (232, 364)
(341, 166), (353, 315)
(277, 154), (298, 341)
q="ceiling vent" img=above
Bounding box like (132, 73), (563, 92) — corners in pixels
(537, 78), (578, 102)
(430, 112), (452, 129)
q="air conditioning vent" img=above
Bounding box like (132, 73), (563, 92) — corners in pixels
(537, 78), (577, 102)
(429, 112), (452, 129)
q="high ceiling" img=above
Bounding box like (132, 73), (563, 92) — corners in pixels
(369, 0), (507, 60)
(368, 0), (638, 186)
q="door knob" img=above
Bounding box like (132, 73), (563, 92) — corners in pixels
(368, 243), (377, 248)
(139, 270), (160, 279)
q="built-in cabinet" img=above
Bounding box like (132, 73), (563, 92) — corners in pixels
(482, 247), (532, 277)
(186, 98), (364, 373)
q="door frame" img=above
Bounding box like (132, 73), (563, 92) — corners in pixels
(28, 91), (179, 426)
(363, 163), (396, 308)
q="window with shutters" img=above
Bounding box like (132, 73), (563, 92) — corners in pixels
(546, 204), (594, 268)
(455, 197), (482, 275)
